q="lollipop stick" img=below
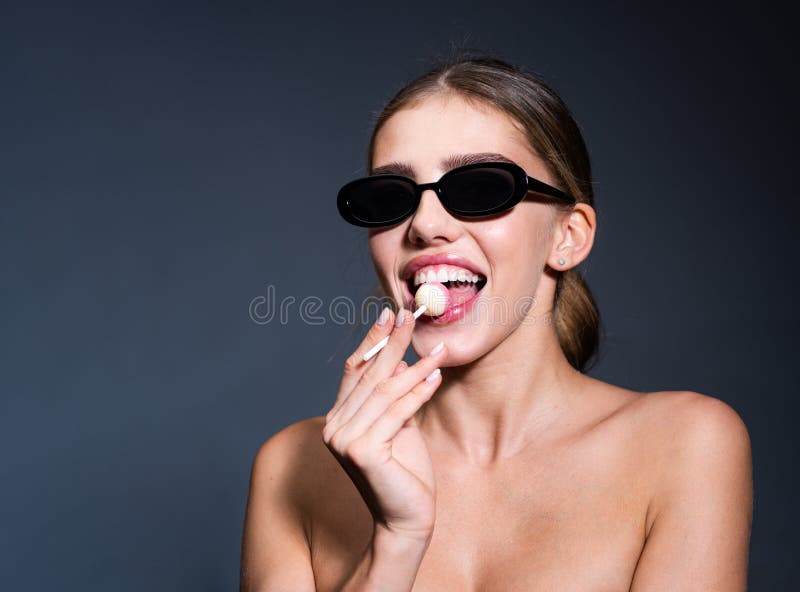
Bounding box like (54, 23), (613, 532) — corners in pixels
(362, 305), (427, 362)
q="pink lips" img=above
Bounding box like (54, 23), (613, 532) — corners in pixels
(400, 252), (487, 325)
(401, 252), (486, 281)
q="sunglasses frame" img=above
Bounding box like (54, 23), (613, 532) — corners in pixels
(336, 160), (577, 228)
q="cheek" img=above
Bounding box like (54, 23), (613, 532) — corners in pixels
(477, 213), (551, 289)
(368, 233), (391, 268)
(477, 212), (544, 262)
(368, 232), (401, 294)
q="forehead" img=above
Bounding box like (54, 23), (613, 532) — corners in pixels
(372, 94), (546, 180)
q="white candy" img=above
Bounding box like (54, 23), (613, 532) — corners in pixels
(414, 282), (450, 316)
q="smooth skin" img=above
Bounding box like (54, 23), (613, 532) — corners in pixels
(240, 93), (753, 591)
(323, 308), (444, 541)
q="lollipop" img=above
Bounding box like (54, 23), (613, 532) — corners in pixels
(362, 305), (428, 361)
(414, 282), (451, 316)
(360, 283), (451, 362)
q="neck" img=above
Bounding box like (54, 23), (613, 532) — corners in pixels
(416, 309), (588, 468)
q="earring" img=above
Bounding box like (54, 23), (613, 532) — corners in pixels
(557, 258), (566, 266)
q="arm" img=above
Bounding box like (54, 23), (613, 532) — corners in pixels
(240, 419), (432, 592)
(630, 393), (753, 591)
(240, 422), (316, 592)
(340, 526), (433, 592)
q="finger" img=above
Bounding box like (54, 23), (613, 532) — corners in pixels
(360, 368), (442, 451)
(392, 361), (409, 377)
(328, 308), (418, 430)
(355, 308), (418, 394)
(329, 306), (396, 418)
(330, 343), (446, 443)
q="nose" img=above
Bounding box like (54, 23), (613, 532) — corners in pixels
(407, 187), (461, 246)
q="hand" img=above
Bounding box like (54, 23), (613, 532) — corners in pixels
(322, 307), (447, 542)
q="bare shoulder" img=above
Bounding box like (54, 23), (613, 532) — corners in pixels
(629, 390), (752, 532)
(241, 417), (331, 591)
(250, 416), (330, 518)
(629, 389), (751, 453)
(253, 416), (326, 468)
(255, 415), (326, 452)
(616, 391), (754, 588)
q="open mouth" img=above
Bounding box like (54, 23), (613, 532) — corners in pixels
(404, 265), (488, 313)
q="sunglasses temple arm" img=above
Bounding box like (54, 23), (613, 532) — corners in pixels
(526, 177), (577, 204)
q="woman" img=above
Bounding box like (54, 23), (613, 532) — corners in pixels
(240, 55), (753, 591)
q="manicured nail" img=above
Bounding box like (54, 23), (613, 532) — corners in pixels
(428, 341), (444, 356)
(395, 309), (406, 327)
(377, 307), (390, 326)
(425, 368), (441, 382)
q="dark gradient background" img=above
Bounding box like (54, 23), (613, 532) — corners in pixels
(1, 1), (796, 590)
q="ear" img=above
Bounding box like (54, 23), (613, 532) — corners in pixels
(546, 203), (596, 271)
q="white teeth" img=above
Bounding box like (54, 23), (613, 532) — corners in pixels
(410, 265), (485, 287)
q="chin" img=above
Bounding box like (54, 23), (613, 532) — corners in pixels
(411, 332), (490, 367)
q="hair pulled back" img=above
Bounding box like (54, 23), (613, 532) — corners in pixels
(366, 52), (602, 372)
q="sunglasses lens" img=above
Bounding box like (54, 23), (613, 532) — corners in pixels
(341, 177), (416, 226)
(442, 166), (518, 215)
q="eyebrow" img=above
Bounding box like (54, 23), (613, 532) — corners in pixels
(369, 152), (518, 178)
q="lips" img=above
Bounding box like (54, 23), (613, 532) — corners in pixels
(399, 253), (488, 322)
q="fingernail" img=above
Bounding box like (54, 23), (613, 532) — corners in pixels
(428, 341), (444, 356)
(395, 309), (406, 327)
(377, 307), (390, 326)
(425, 368), (441, 382)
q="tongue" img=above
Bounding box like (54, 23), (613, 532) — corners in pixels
(445, 281), (479, 306)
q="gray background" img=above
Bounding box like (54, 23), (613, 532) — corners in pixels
(1, 1), (796, 590)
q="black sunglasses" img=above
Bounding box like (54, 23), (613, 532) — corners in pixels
(336, 161), (577, 228)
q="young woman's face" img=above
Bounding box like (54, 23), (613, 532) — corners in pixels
(369, 93), (563, 365)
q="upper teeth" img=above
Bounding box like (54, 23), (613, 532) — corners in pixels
(412, 265), (482, 287)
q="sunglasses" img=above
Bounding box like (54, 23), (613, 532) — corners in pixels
(336, 160), (577, 228)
